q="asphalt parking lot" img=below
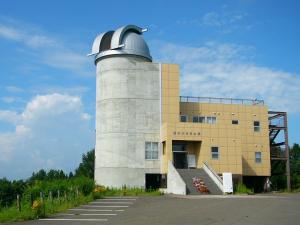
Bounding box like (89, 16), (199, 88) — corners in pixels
(7, 194), (300, 225)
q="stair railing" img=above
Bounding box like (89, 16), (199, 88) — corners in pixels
(203, 162), (224, 193)
(166, 161), (186, 195)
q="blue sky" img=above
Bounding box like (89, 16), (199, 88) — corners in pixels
(0, 0), (299, 179)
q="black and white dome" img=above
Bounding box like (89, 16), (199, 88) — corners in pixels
(91, 25), (152, 62)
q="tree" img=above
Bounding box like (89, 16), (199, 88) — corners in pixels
(271, 143), (300, 190)
(290, 144), (300, 189)
(29, 169), (47, 182)
(0, 178), (13, 207)
(75, 149), (95, 179)
(68, 172), (74, 178)
(47, 169), (67, 180)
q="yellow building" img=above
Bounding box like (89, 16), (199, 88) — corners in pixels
(160, 63), (270, 191)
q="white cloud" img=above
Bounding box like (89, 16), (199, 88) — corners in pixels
(0, 110), (20, 124)
(1, 97), (17, 103)
(5, 85), (24, 93)
(152, 41), (300, 113)
(177, 10), (250, 33)
(0, 20), (92, 76)
(0, 24), (55, 48)
(0, 93), (94, 179)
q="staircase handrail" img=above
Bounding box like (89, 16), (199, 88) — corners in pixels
(203, 162), (224, 193)
(166, 161), (186, 195)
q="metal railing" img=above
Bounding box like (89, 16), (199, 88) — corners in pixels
(180, 96), (264, 106)
(203, 162), (224, 193)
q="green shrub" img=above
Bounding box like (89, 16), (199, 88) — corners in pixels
(71, 177), (94, 196)
(0, 177), (95, 223)
(234, 183), (254, 194)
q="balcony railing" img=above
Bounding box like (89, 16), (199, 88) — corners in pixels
(180, 96), (264, 106)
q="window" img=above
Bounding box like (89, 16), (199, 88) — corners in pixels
(193, 116), (205, 123)
(232, 120), (239, 125)
(211, 147), (219, 159)
(254, 121), (260, 132)
(180, 115), (188, 122)
(207, 116), (217, 124)
(145, 142), (159, 160)
(255, 152), (262, 163)
(193, 116), (198, 123)
(199, 116), (205, 123)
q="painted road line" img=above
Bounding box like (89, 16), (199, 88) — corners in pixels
(103, 197), (138, 199)
(83, 205), (129, 208)
(99, 198), (137, 201)
(39, 218), (108, 221)
(90, 201), (133, 204)
(69, 208), (125, 212)
(58, 213), (117, 216)
(80, 213), (116, 216)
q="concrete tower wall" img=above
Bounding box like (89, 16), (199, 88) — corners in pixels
(95, 56), (161, 188)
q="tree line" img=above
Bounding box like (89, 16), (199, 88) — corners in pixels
(1, 143), (300, 206)
(0, 149), (94, 207)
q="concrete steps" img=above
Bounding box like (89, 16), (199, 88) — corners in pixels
(177, 169), (223, 195)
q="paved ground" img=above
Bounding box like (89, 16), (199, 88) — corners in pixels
(6, 194), (300, 225)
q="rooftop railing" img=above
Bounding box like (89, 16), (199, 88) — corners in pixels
(180, 96), (264, 106)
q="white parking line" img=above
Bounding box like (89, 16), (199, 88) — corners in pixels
(58, 213), (116, 216)
(90, 201), (133, 204)
(80, 213), (116, 216)
(39, 218), (108, 221)
(69, 208), (124, 212)
(99, 198), (137, 201)
(83, 205), (129, 208)
(103, 197), (137, 199)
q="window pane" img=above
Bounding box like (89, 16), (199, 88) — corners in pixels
(180, 115), (187, 122)
(211, 147), (219, 159)
(254, 126), (260, 132)
(193, 116), (198, 123)
(211, 147), (219, 153)
(145, 142), (159, 160)
(211, 117), (216, 124)
(212, 153), (218, 159)
(255, 152), (261, 163)
(152, 142), (158, 152)
(232, 120), (239, 125)
(145, 142), (151, 151)
(145, 151), (152, 159)
(199, 117), (205, 123)
(152, 151), (158, 159)
(207, 117), (212, 124)
(254, 121), (260, 132)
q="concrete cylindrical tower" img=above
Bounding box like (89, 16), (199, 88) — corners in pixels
(91, 25), (161, 188)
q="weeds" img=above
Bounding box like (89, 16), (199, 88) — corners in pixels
(234, 183), (254, 195)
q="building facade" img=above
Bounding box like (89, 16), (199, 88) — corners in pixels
(91, 25), (271, 192)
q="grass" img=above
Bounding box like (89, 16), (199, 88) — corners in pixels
(234, 183), (254, 195)
(0, 194), (93, 223)
(0, 187), (162, 223)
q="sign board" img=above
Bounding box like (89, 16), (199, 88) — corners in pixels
(187, 154), (196, 168)
(222, 172), (233, 193)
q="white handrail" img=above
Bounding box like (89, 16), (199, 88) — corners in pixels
(167, 161), (186, 195)
(203, 162), (223, 193)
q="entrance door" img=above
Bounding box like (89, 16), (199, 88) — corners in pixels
(187, 154), (196, 168)
(173, 152), (188, 169)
